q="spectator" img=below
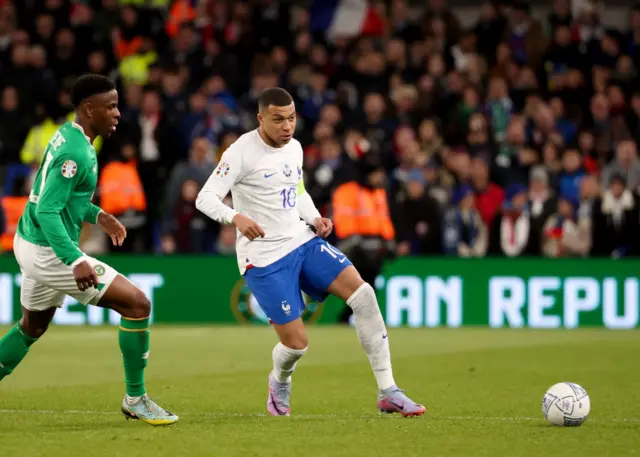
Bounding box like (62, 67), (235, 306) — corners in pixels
(473, 1), (507, 66)
(0, 177), (28, 252)
(442, 184), (487, 257)
(504, 1), (547, 69)
(0, 86), (31, 165)
(528, 165), (557, 255)
(542, 193), (591, 257)
(164, 179), (217, 254)
(558, 148), (586, 204)
(601, 139), (640, 193)
(471, 156), (504, 229)
(491, 183), (534, 257)
(591, 173), (639, 257)
(333, 155), (395, 323)
(122, 87), (182, 230)
(0, 0), (638, 261)
(98, 143), (147, 253)
(163, 136), (214, 233)
(393, 169), (442, 256)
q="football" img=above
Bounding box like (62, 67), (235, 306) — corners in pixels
(542, 382), (591, 426)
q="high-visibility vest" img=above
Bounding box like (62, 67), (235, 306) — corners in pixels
(332, 182), (395, 240)
(166, 0), (196, 38)
(0, 196), (28, 251)
(21, 114), (102, 165)
(119, 52), (157, 85)
(98, 161), (147, 215)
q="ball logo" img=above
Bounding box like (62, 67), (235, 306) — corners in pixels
(283, 164), (292, 178)
(61, 160), (77, 178)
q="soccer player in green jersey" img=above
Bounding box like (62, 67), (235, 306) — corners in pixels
(0, 74), (178, 426)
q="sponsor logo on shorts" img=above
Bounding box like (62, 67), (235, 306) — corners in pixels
(230, 279), (323, 325)
(94, 265), (106, 276)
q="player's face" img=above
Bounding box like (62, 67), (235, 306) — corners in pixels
(258, 103), (296, 147)
(91, 90), (120, 138)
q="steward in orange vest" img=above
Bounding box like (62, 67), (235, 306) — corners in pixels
(332, 155), (396, 323)
(0, 196), (28, 252)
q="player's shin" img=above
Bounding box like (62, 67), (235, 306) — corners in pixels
(119, 317), (150, 399)
(0, 323), (39, 381)
(272, 342), (307, 383)
(347, 283), (396, 391)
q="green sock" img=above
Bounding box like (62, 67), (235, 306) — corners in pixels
(0, 323), (39, 381)
(119, 317), (150, 397)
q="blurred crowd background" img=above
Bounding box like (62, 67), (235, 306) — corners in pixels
(1, 0), (639, 261)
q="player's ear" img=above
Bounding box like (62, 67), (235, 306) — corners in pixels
(257, 112), (263, 124)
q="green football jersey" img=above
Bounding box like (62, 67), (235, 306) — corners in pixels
(17, 122), (103, 266)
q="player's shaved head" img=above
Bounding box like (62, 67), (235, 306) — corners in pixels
(258, 87), (293, 112)
(71, 74), (116, 107)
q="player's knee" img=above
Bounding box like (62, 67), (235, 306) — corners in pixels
(128, 290), (151, 319)
(280, 331), (308, 350)
(19, 315), (50, 339)
(346, 282), (375, 310)
(286, 336), (308, 350)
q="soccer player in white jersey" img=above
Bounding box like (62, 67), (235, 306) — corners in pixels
(196, 88), (425, 417)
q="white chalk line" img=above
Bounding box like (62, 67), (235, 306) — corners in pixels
(0, 409), (638, 423)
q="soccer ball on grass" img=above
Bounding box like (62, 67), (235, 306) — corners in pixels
(542, 382), (590, 426)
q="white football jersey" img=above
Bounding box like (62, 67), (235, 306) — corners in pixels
(196, 130), (319, 274)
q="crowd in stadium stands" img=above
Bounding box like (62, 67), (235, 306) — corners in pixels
(1, 0), (640, 260)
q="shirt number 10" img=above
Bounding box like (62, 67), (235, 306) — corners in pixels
(280, 187), (297, 208)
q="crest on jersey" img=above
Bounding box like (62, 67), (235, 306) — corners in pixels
(61, 160), (77, 178)
(94, 265), (105, 276)
(215, 161), (230, 177)
(297, 165), (302, 179)
(283, 164), (292, 178)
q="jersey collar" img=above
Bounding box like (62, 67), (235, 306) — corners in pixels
(71, 122), (92, 145)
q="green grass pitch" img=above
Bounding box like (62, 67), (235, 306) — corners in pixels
(0, 326), (638, 457)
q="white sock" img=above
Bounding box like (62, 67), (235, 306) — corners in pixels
(347, 283), (396, 391)
(125, 394), (144, 404)
(272, 342), (307, 383)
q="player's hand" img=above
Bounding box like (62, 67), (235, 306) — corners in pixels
(313, 217), (333, 238)
(73, 261), (99, 291)
(232, 214), (265, 240)
(98, 211), (127, 246)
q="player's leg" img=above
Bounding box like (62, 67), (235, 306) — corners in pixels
(0, 235), (64, 381)
(0, 278), (61, 381)
(301, 239), (425, 417)
(38, 252), (177, 426)
(268, 318), (308, 416)
(89, 273), (177, 426)
(244, 256), (308, 416)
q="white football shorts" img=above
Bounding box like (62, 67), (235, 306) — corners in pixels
(13, 234), (118, 312)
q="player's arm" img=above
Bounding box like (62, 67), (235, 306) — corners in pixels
(35, 152), (88, 267)
(296, 178), (321, 224)
(195, 151), (242, 225)
(196, 150), (265, 240)
(297, 175), (333, 238)
(83, 203), (103, 224)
